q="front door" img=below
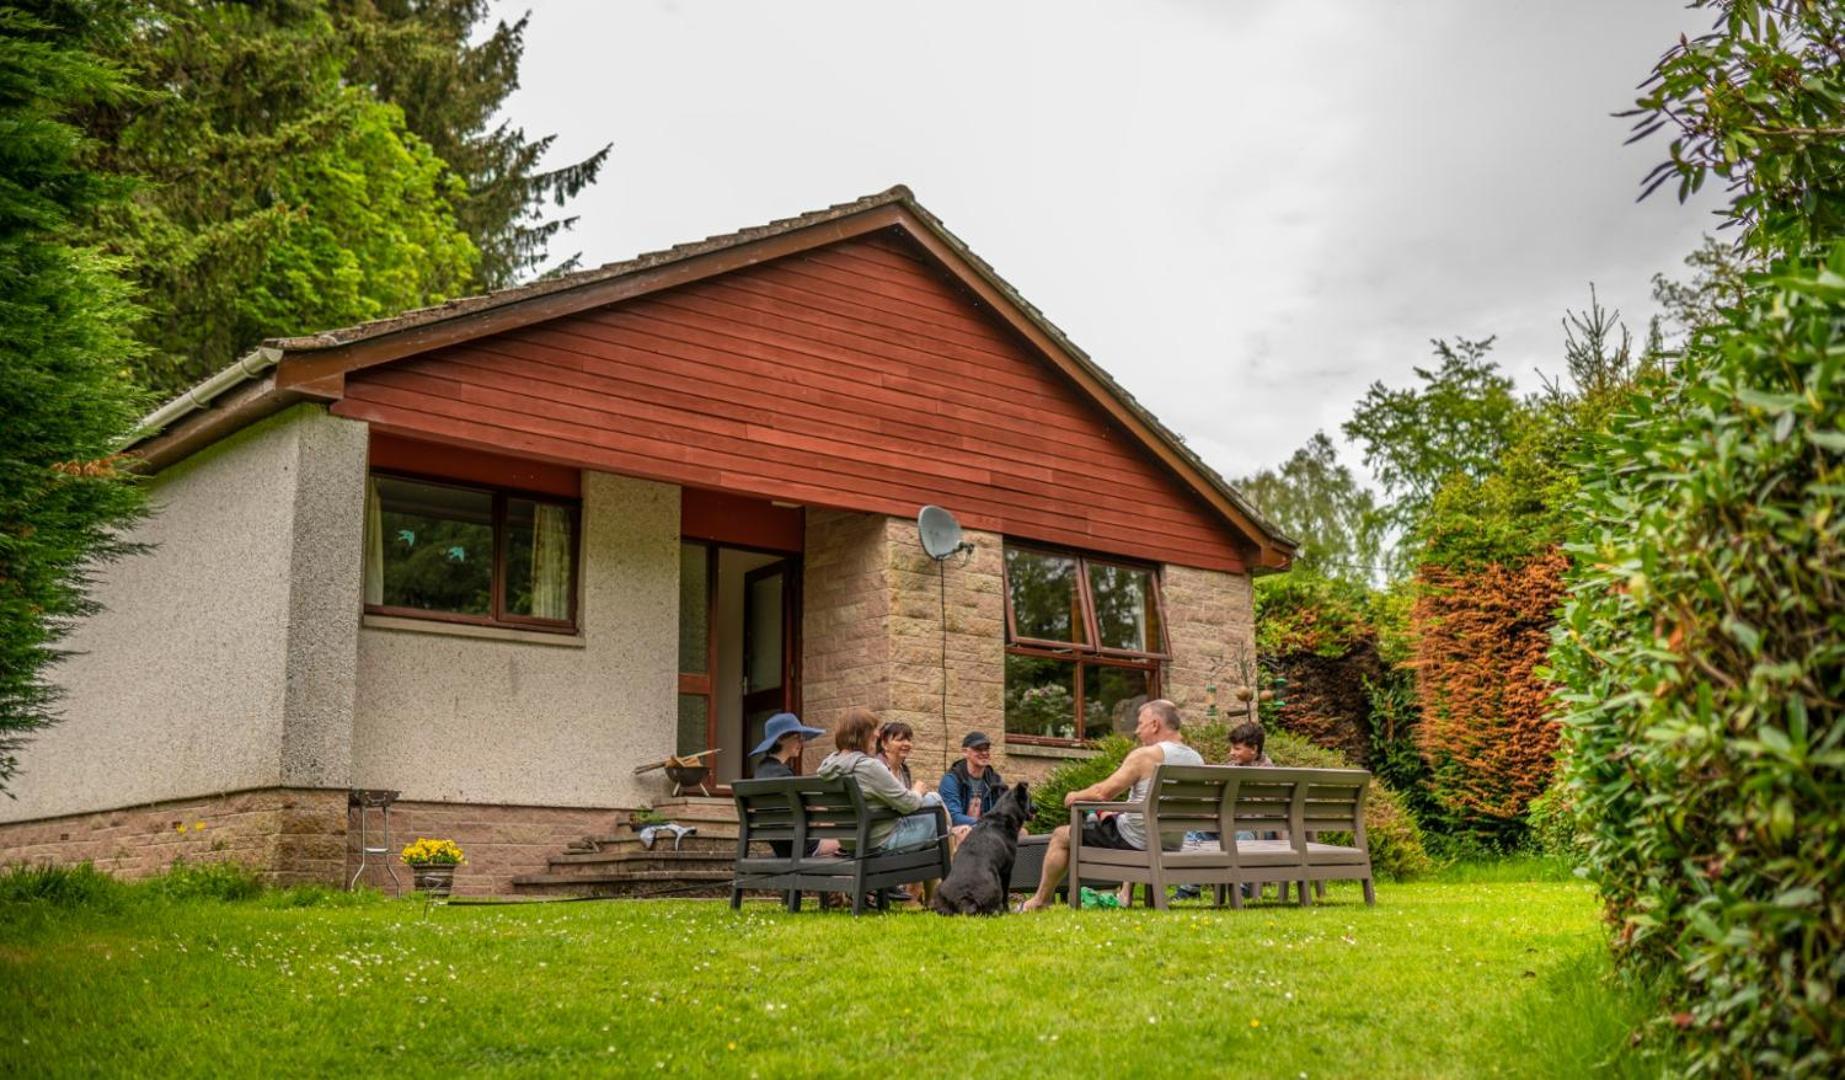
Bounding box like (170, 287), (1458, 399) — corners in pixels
(741, 560), (796, 779)
(676, 541), (801, 787)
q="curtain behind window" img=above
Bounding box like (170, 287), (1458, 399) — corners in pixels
(363, 477), (384, 605)
(530, 504), (572, 620)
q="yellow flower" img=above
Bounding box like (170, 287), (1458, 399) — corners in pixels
(400, 837), (465, 866)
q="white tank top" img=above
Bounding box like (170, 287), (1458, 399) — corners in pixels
(1114, 739), (1204, 850)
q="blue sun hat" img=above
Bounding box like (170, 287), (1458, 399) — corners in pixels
(751, 712), (825, 759)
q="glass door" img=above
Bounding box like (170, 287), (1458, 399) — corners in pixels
(741, 560), (795, 778)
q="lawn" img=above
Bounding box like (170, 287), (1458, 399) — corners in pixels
(0, 870), (1676, 1078)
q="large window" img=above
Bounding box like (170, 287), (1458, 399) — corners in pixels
(1003, 545), (1166, 744)
(364, 473), (579, 632)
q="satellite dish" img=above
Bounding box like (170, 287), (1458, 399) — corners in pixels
(918, 505), (968, 560)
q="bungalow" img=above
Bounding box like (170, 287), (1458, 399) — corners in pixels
(0, 187), (1294, 894)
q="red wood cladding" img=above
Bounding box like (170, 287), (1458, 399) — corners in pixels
(368, 431), (580, 498)
(681, 488), (804, 553)
(333, 232), (1251, 572)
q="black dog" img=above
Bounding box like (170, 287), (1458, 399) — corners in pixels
(930, 782), (1031, 916)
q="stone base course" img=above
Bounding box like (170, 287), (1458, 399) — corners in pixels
(0, 788), (348, 886)
(351, 800), (624, 897)
(0, 788), (625, 897)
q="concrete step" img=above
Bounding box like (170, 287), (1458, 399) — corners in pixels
(543, 851), (735, 876)
(511, 868), (736, 899)
(572, 821), (742, 845)
(646, 797), (740, 823)
(559, 836), (734, 857)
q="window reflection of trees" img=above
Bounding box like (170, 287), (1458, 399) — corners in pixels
(1003, 545), (1165, 743)
(1004, 547), (1085, 643)
(367, 474), (576, 627)
(380, 508), (493, 614)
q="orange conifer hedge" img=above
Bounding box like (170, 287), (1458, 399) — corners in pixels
(1411, 550), (1567, 840)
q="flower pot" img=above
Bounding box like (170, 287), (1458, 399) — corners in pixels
(410, 863), (456, 897)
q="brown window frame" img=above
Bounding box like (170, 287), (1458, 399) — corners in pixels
(1003, 542), (1168, 746)
(364, 469), (582, 635)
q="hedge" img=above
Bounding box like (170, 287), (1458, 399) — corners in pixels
(1413, 550), (1568, 846)
(1550, 248), (1845, 1075)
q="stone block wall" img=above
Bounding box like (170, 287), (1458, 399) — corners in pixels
(800, 509), (893, 756)
(1161, 564), (1258, 726)
(0, 788), (347, 886)
(0, 787), (628, 897)
(798, 513), (1255, 787)
(882, 517), (1007, 783)
(347, 800), (623, 897)
(800, 510), (1006, 782)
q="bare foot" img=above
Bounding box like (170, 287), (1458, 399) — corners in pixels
(1017, 896), (1051, 913)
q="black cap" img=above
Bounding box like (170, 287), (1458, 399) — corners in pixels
(961, 731), (993, 749)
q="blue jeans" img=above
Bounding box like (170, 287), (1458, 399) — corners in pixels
(881, 809), (941, 852)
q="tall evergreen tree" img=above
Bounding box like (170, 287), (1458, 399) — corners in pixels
(335, 0), (611, 287)
(0, 0), (148, 791)
(82, 0), (479, 394)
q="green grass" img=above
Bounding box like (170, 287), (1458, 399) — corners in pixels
(0, 872), (1682, 1078)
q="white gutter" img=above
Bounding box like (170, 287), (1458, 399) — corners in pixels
(134, 346), (283, 440)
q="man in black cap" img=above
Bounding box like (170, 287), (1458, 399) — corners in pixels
(939, 731), (1008, 829)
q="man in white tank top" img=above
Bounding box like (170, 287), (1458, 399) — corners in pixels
(1018, 699), (1202, 912)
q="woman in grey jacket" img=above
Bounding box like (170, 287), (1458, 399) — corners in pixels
(816, 707), (944, 851)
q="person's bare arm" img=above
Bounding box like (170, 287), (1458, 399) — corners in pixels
(1063, 745), (1160, 808)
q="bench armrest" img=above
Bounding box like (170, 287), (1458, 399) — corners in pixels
(1068, 801), (1140, 812)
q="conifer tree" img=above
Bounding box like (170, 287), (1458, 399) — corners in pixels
(0, 0), (149, 791)
(334, 0), (610, 287)
(81, 0), (479, 394)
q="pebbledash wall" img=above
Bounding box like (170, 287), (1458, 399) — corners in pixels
(0, 404), (686, 894)
(800, 509), (1256, 788)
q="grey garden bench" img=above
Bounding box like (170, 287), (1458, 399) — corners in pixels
(729, 775), (951, 915)
(1068, 764), (1375, 911)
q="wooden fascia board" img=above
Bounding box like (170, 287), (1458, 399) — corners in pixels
(883, 206), (1287, 568)
(272, 206), (910, 392)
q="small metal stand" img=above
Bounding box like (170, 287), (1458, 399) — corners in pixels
(349, 789), (402, 896)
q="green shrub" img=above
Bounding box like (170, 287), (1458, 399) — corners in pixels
(1551, 247), (1845, 1074)
(1027, 734), (1134, 835)
(0, 862), (127, 909)
(142, 858), (264, 902)
(1524, 780), (1585, 861)
(1026, 726), (1430, 880)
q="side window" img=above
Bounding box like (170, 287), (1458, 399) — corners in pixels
(1002, 544), (1166, 744)
(364, 473), (578, 631)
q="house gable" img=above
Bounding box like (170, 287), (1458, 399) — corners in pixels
(329, 229), (1254, 572)
(126, 189), (1290, 569)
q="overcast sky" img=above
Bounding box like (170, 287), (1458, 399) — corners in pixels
(490, 0), (1720, 485)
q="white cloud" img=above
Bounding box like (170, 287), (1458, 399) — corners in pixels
(495, 0), (1720, 482)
